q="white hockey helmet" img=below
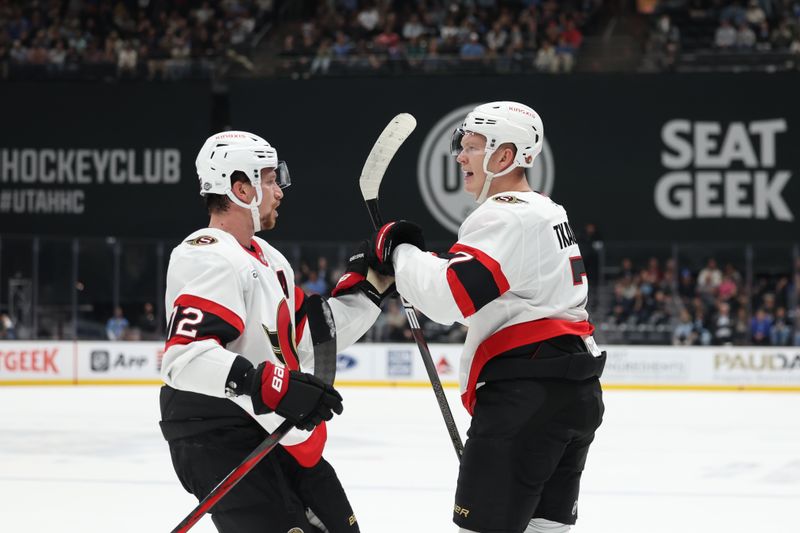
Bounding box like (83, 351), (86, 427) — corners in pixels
(450, 101), (544, 202)
(195, 130), (290, 231)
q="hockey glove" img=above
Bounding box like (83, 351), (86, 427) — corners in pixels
(332, 241), (396, 306)
(367, 220), (425, 276)
(230, 358), (343, 432)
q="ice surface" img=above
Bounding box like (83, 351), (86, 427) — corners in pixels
(1, 386), (798, 532)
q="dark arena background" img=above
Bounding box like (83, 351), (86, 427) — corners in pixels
(1, 2), (799, 532)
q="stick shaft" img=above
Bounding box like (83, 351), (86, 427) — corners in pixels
(366, 198), (464, 460)
(170, 421), (292, 532)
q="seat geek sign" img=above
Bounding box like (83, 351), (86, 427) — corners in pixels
(656, 119), (791, 221)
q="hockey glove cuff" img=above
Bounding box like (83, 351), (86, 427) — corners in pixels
(367, 220), (425, 276)
(227, 356), (343, 432)
(332, 240), (396, 307)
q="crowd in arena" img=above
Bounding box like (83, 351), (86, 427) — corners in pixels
(0, 0), (273, 80)
(96, 243), (799, 347)
(646, 0), (800, 71)
(603, 255), (800, 346)
(278, 0), (601, 77)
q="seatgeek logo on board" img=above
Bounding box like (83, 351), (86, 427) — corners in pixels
(418, 104), (555, 234)
(655, 119), (792, 221)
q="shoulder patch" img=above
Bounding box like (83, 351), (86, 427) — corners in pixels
(492, 195), (527, 204)
(185, 235), (218, 246)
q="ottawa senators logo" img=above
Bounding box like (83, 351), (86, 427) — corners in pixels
(262, 299), (299, 370)
(185, 235), (218, 246)
(492, 195), (527, 204)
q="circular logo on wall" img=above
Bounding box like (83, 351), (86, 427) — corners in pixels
(417, 104), (555, 234)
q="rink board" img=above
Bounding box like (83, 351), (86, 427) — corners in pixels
(0, 341), (799, 391)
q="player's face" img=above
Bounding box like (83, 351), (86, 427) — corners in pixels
(455, 132), (488, 197)
(258, 167), (283, 230)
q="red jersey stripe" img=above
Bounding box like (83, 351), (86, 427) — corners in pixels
(461, 319), (595, 414)
(174, 294), (245, 333)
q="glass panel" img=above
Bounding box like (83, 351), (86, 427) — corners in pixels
(36, 238), (74, 339)
(76, 237), (115, 340)
(119, 240), (162, 340)
(0, 236), (33, 339)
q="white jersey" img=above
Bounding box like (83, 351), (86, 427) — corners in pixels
(161, 227), (380, 465)
(393, 191), (598, 413)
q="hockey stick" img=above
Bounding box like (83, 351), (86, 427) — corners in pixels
(171, 297), (338, 532)
(359, 113), (464, 460)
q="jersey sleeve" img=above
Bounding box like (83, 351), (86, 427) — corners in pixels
(161, 250), (247, 397)
(326, 292), (381, 352)
(393, 207), (520, 323)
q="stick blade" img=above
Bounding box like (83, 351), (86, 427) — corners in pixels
(359, 113), (417, 202)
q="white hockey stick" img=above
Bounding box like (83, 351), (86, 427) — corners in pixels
(359, 113), (464, 460)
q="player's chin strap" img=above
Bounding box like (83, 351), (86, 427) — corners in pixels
(226, 186), (263, 233)
(475, 151), (520, 204)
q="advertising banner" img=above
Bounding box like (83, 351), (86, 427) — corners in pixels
(0, 82), (212, 237)
(334, 343), (461, 385)
(231, 74), (800, 244)
(0, 341), (74, 383)
(76, 341), (163, 382)
(602, 346), (800, 389)
(1, 341), (799, 390)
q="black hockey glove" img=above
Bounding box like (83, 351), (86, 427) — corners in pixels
(331, 241), (396, 306)
(228, 357), (343, 432)
(367, 220), (425, 276)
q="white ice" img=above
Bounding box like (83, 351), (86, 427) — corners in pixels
(1, 386), (798, 532)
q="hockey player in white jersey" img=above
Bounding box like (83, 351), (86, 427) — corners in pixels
(365, 102), (605, 533)
(159, 131), (393, 533)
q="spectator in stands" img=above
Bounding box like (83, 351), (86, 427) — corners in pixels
(771, 306), (791, 345)
(736, 21), (757, 48)
(332, 30), (354, 61)
(712, 301), (734, 345)
(746, 0), (767, 26)
(486, 21), (508, 55)
(771, 18), (794, 49)
(721, 1), (748, 25)
(715, 19), (738, 48)
(302, 270), (328, 295)
(138, 302), (159, 340)
(356, 1), (381, 37)
(117, 40), (138, 78)
(0, 313), (16, 340)
(535, 39), (558, 71)
(555, 35), (577, 72)
(749, 307), (773, 345)
(673, 308), (698, 345)
(692, 309), (713, 345)
(733, 306), (750, 344)
(561, 19), (583, 50)
(310, 38), (333, 75)
(718, 273), (739, 302)
(402, 13), (426, 41)
(697, 258), (722, 301)
(106, 306), (129, 341)
(460, 32), (486, 60)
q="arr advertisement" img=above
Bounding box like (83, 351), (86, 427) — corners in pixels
(76, 341), (164, 382)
